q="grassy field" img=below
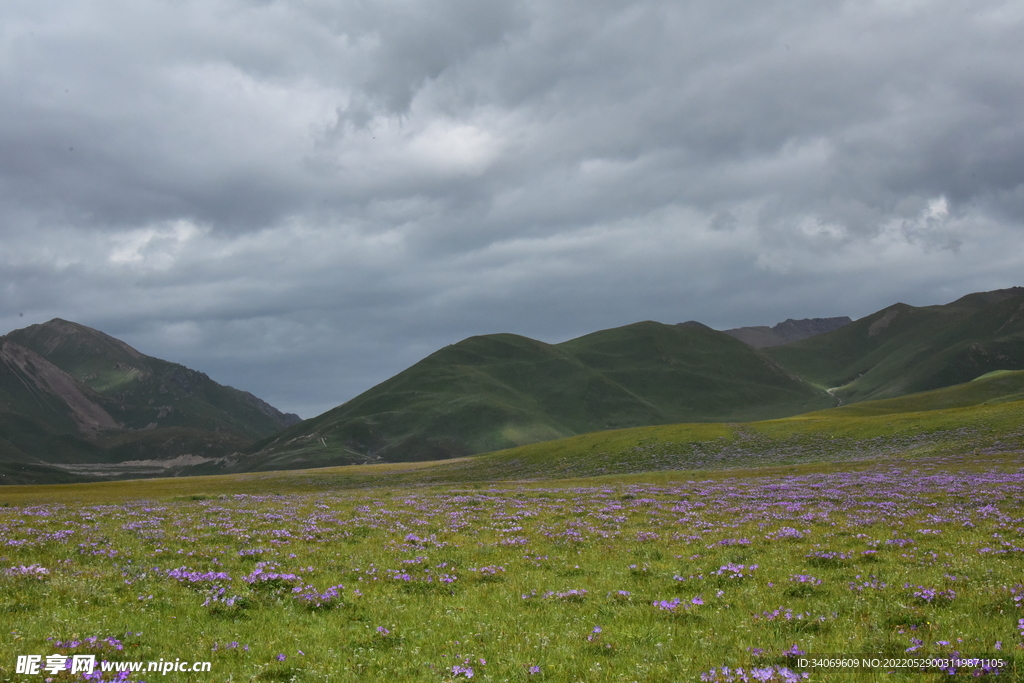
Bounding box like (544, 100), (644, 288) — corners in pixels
(2, 387), (1023, 681)
(1, 459), (1022, 680)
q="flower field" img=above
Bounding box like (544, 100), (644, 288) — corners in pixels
(1, 454), (1022, 682)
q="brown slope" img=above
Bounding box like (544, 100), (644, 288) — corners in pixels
(0, 339), (119, 435)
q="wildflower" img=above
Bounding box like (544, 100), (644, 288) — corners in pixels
(789, 574), (822, 586)
(5, 564), (50, 578)
(701, 665), (808, 681)
(653, 598), (682, 612)
(451, 664), (474, 678)
(276, 654), (286, 661)
(713, 563), (758, 579)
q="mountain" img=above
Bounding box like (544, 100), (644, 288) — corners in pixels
(242, 321), (832, 471)
(763, 287), (1024, 403)
(7, 286), (1024, 484)
(724, 317), (853, 349)
(0, 319), (300, 481)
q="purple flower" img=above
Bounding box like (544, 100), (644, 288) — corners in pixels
(653, 597), (682, 611)
(450, 664), (474, 678)
(5, 564), (50, 578)
(713, 563), (757, 579)
(276, 653), (286, 661)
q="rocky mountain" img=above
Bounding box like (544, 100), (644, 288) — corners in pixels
(723, 317), (853, 349)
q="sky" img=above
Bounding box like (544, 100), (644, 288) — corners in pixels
(2, 0), (1023, 418)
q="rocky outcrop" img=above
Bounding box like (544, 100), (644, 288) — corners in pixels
(724, 317), (853, 349)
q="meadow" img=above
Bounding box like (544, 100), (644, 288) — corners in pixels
(2, 449), (1023, 682)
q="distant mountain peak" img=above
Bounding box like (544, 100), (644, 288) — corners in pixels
(723, 316), (852, 349)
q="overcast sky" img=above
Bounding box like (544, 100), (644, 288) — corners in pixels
(2, 0), (1023, 417)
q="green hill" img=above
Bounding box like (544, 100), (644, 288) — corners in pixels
(763, 287), (1024, 403)
(242, 321), (832, 470)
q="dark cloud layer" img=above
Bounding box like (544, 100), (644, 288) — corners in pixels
(2, 0), (1023, 417)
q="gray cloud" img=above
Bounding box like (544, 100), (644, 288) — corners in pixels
(2, 0), (1023, 417)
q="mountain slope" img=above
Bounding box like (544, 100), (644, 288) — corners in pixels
(763, 287), (1024, 403)
(243, 321), (831, 470)
(6, 319), (300, 440)
(0, 339), (118, 436)
(0, 319), (301, 477)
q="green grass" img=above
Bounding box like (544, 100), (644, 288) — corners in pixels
(1, 452), (1021, 682)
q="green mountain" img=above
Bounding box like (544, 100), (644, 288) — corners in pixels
(0, 319), (300, 481)
(763, 287), (1024, 403)
(242, 321), (832, 471)
(7, 286), (1024, 484)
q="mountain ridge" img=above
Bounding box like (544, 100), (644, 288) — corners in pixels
(723, 316), (853, 349)
(241, 320), (834, 471)
(4, 285), (1024, 483)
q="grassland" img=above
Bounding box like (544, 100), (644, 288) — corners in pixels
(1, 455), (1022, 682)
(2, 380), (1024, 682)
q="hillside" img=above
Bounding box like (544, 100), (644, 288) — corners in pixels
(391, 369), (1024, 484)
(242, 321), (832, 470)
(0, 319), (300, 482)
(764, 287), (1024, 403)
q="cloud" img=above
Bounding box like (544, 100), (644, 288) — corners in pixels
(2, 0), (1023, 417)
